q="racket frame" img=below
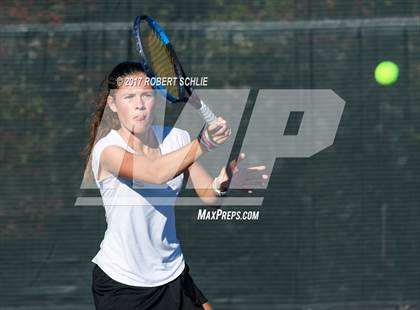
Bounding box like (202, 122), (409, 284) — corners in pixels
(133, 15), (188, 104)
(133, 15), (216, 123)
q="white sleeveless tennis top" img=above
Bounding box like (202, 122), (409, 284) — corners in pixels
(91, 125), (191, 287)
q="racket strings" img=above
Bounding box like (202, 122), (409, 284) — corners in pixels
(142, 26), (179, 97)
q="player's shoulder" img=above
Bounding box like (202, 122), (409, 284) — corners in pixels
(168, 126), (190, 139)
(158, 125), (191, 146)
(92, 129), (124, 155)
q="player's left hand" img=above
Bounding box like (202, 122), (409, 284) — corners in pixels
(216, 153), (268, 193)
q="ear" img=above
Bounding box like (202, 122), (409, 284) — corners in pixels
(107, 95), (117, 113)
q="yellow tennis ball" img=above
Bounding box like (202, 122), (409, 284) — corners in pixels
(374, 61), (399, 85)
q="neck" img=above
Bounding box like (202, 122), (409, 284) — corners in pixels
(117, 125), (157, 153)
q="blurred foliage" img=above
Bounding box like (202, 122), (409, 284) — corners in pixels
(0, 0), (420, 24)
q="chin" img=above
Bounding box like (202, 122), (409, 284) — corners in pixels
(131, 122), (151, 134)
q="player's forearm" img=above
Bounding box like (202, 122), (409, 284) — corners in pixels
(195, 180), (219, 205)
(151, 138), (207, 184)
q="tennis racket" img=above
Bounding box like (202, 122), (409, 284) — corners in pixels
(132, 15), (217, 124)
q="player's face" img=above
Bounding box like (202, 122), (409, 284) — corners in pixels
(109, 72), (155, 135)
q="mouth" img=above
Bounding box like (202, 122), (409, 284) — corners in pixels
(133, 115), (147, 122)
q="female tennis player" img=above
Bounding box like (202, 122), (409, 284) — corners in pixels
(85, 61), (267, 310)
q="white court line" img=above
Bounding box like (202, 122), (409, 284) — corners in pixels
(74, 197), (264, 206)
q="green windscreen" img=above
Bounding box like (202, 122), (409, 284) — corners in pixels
(1, 1), (420, 309)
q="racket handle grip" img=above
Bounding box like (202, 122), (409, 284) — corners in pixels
(198, 100), (217, 124)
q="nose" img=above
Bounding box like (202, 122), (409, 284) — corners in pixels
(135, 95), (146, 110)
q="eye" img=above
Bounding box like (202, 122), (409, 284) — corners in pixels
(124, 94), (135, 99)
(142, 92), (154, 99)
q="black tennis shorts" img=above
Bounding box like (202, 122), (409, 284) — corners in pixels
(91, 263), (208, 310)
